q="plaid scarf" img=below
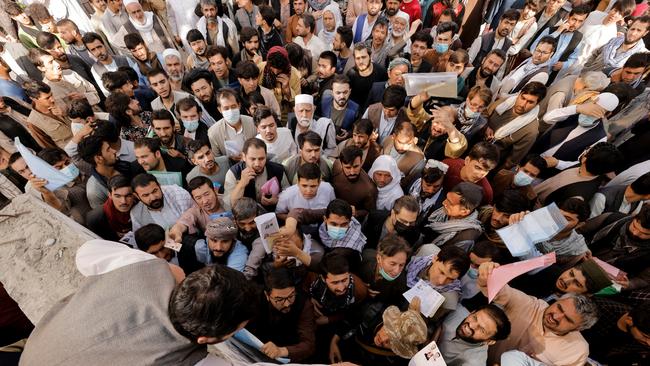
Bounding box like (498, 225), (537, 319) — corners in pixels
(406, 255), (462, 292)
(426, 206), (482, 248)
(319, 217), (367, 252)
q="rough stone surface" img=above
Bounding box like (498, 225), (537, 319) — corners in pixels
(0, 194), (97, 323)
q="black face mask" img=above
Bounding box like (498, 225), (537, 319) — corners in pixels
(393, 220), (419, 244)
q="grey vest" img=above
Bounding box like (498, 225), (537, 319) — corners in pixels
(600, 185), (640, 215)
(92, 55), (130, 77)
(473, 32), (512, 67)
(20, 259), (206, 366)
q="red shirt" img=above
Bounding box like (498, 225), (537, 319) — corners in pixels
(442, 158), (494, 205)
(400, 0), (422, 25)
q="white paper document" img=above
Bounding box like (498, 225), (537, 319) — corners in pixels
(496, 203), (568, 257)
(403, 279), (446, 318)
(402, 72), (458, 98)
(233, 328), (290, 364)
(14, 137), (74, 191)
(408, 340), (447, 366)
(254, 212), (280, 254)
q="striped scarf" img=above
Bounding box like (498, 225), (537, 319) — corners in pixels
(406, 255), (463, 293)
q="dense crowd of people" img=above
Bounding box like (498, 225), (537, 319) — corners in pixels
(0, 0), (649, 365)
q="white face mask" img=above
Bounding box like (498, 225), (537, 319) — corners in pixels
(464, 105), (480, 119)
(222, 109), (240, 126)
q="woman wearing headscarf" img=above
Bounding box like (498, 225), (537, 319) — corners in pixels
(369, 155), (404, 210)
(317, 3), (342, 47)
(258, 46), (302, 121)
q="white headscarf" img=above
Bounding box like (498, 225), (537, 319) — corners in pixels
(317, 3), (342, 45)
(368, 155), (404, 210)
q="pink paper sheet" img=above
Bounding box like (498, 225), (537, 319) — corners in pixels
(487, 252), (557, 302)
(593, 257), (626, 279)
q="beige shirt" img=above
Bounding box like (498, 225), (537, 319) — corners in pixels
(487, 285), (589, 366)
(45, 70), (101, 107)
(27, 109), (72, 149)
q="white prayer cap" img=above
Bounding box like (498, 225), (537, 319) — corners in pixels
(162, 48), (181, 61)
(295, 94), (314, 105)
(394, 10), (410, 24)
(123, 0), (141, 7)
(595, 92), (619, 112)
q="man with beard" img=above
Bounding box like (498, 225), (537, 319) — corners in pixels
(467, 10), (517, 68)
(609, 52), (648, 96)
(77, 134), (144, 208)
(130, 172), (193, 231)
(402, 162), (446, 225)
(363, 85), (408, 145)
(410, 30), (434, 73)
(247, 268), (316, 361)
(83, 32), (144, 96)
(439, 304), (511, 366)
(232, 197), (262, 249)
(206, 45), (239, 90)
(487, 82), (547, 170)
(194, 216), (249, 270)
(124, 33), (165, 77)
(286, 0), (307, 43)
(134, 137), (192, 186)
(331, 146), (378, 218)
(112, 0), (175, 55)
(233, 27), (263, 67)
(381, 121), (425, 177)
(223, 137), (290, 210)
(320, 75), (360, 142)
(334, 118), (380, 172)
(588, 204), (650, 294)
(150, 109), (190, 159)
(184, 68), (221, 122)
(237, 61), (281, 117)
(333, 26), (354, 74)
(527, 4), (589, 84)
(283, 131), (332, 184)
(162, 49), (185, 91)
(185, 29), (210, 70)
(460, 49), (505, 98)
(346, 43), (388, 109)
(185, 140), (230, 190)
(169, 176), (228, 243)
(86, 175), (135, 241)
(255, 106), (297, 163)
(149, 68), (216, 127)
(56, 19), (95, 66)
(35, 32), (97, 88)
(366, 57), (410, 108)
(496, 38), (555, 99)
(383, 0), (406, 25)
(351, 0), (385, 43)
(30, 48), (101, 110)
(314, 51), (338, 105)
(196, 0), (239, 58)
(477, 262), (599, 365)
(290, 94), (337, 157)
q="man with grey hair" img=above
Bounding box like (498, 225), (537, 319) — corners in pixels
(162, 48), (185, 91)
(366, 57), (410, 106)
(477, 261), (599, 366)
(196, 0), (239, 57)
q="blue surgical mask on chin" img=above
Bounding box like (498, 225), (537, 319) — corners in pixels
(513, 170), (534, 187)
(464, 105), (480, 119)
(327, 225), (348, 240)
(578, 114), (598, 127)
(467, 267), (479, 279)
(434, 42), (449, 53)
(379, 266), (399, 281)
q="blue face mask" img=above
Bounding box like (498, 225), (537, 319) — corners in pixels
(183, 119), (200, 132)
(60, 163), (80, 180)
(327, 225), (348, 240)
(464, 105), (480, 119)
(467, 267), (479, 279)
(578, 114), (598, 127)
(379, 266), (399, 281)
(513, 170), (534, 187)
(434, 42), (449, 53)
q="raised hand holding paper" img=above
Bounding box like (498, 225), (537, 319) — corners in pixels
(496, 203), (568, 257)
(403, 279), (446, 318)
(14, 137), (74, 191)
(254, 212), (280, 254)
(487, 252), (556, 302)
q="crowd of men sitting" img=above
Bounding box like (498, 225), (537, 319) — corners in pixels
(0, 0), (649, 365)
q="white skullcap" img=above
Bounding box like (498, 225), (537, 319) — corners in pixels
(595, 92), (619, 112)
(162, 48), (181, 60)
(123, 0), (141, 7)
(295, 94), (314, 105)
(394, 10), (410, 24)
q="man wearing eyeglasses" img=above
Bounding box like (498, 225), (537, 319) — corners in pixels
(496, 36), (556, 100)
(246, 267), (316, 361)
